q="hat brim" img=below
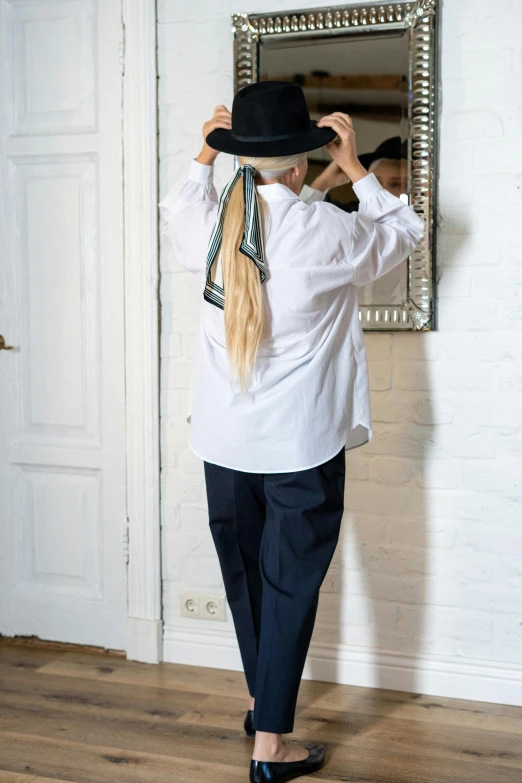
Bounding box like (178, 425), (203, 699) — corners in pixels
(358, 151), (378, 169)
(358, 137), (405, 169)
(205, 120), (337, 157)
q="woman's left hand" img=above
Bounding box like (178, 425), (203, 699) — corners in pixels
(196, 105), (232, 165)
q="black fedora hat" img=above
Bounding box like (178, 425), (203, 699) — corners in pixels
(205, 80), (337, 157)
(358, 136), (406, 169)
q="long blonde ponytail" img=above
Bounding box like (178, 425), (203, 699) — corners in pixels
(220, 152), (305, 393)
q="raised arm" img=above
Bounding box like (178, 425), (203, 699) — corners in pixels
(158, 105), (231, 274)
(316, 111), (424, 286)
(159, 160), (219, 274)
(348, 173), (424, 286)
(298, 160), (349, 204)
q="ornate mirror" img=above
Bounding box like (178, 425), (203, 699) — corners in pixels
(232, 1), (439, 330)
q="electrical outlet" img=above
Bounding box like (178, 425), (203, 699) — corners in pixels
(180, 592), (201, 618)
(201, 594), (226, 622)
(180, 592), (226, 621)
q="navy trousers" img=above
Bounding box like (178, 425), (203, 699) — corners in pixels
(203, 445), (346, 734)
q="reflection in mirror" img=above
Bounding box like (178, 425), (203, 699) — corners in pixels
(259, 32), (410, 307)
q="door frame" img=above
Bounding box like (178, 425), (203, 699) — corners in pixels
(122, 0), (162, 663)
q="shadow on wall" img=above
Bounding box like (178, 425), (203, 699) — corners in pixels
(305, 218), (469, 720)
(305, 329), (433, 723)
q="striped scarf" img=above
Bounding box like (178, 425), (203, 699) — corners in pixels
(203, 163), (265, 310)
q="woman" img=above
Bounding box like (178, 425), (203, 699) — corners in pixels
(160, 81), (424, 783)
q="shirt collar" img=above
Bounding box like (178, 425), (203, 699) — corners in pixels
(255, 182), (300, 201)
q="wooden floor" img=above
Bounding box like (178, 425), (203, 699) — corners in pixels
(1, 641), (522, 783)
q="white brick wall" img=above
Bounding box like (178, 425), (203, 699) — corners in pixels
(158, 0), (522, 704)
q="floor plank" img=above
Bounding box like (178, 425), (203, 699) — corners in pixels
(0, 637), (124, 658)
(0, 772), (76, 783)
(1, 645), (522, 783)
(0, 773), (38, 783)
(37, 654), (249, 698)
(0, 646), (68, 673)
(0, 731), (247, 783)
(0, 666), (206, 723)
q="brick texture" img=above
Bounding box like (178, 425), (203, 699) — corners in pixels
(158, 0), (522, 673)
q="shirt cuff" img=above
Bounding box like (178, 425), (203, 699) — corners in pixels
(188, 158), (214, 184)
(352, 172), (384, 201)
(299, 183), (327, 203)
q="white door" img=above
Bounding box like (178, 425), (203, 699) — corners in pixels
(0, 0), (127, 649)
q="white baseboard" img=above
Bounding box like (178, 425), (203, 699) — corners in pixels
(126, 617), (163, 663)
(163, 626), (522, 707)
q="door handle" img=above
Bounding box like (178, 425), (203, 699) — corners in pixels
(0, 335), (14, 350)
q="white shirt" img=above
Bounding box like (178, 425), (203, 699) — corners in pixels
(159, 159), (425, 473)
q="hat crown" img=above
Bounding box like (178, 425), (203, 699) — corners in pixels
(231, 81), (311, 141)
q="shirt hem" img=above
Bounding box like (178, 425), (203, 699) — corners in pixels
(188, 431), (368, 474)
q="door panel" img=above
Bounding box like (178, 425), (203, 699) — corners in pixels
(5, 0), (96, 136)
(0, 0), (126, 649)
(14, 465), (102, 597)
(10, 155), (100, 443)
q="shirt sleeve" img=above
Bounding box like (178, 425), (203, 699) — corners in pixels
(345, 173), (425, 287)
(299, 183), (327, 204)
(158, 159), (219, 274)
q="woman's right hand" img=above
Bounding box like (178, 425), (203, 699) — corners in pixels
(316, 112), (368, 184)
(196, 105), (232, 165)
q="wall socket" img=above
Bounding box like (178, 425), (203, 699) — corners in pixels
(180, 591), (226, 622)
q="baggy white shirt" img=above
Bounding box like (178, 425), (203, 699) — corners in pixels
(159, 160), (425, 473)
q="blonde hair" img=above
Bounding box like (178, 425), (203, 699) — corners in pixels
(220, 152), (306, 393)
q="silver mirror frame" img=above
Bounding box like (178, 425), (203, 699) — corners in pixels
(232, 1), (439, 331)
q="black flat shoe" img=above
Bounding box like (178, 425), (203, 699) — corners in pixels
(250, 745), (325, 783)
(244, 709), (255, 738)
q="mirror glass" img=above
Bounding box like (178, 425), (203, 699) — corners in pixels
(259, 32), (410, 306)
